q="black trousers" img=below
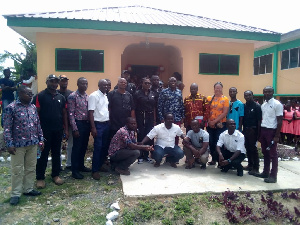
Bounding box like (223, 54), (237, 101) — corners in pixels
(243, 127), (259, 170)
(221, 147), (245, 173)
(36, 129), (63, 180)
(110, 149), (140, 170)
(207, 124), (226, 162)
(71, 120), (90, 173)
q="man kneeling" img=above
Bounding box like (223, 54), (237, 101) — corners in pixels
(108, 117), (153, 175)
(141, 113), (185, 168)
(216, 119), (246, 176)
(183, 119), (209, 169)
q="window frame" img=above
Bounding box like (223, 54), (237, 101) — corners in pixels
(253, 53), (273, 75)
(55, 48), (104, 72)
(198, 53), (240, 75)
(281, 47), (300, 70)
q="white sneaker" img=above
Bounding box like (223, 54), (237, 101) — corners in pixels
(138, 159), (144, 164)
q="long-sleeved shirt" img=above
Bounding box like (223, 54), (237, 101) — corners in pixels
(158, 88), (184, 122)
(3, 100), (43, 148)
(67, 90), (89, 131)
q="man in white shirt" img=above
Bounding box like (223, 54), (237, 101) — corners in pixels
(216, 119), (246, 176)
(253, 86), (283, 183)
(183, 119), (209, 169)
(141, 113), (185, 168)
(88, 79), (110, 180)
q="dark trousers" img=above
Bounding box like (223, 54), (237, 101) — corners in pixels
(36, 129), (63, 180)
(110, 149), (140, 170)
(136, 111), (154, 159)
(260, 127), (278, 178)
(174, 121), (181, 145)
(221, 147), (246, 173)
(151, 145), (184, 163)
(92, 121), (110, 173)
(243, 127), (259, 170)
(71, 120), (90, 173)
(207, 124), (227, 161)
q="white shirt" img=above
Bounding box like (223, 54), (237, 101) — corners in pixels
(23, 76), (38, 95)
(147, 123), (183, 148)
(261, 98), (283, 129)
(88, 89), (109, 122)
(217, 130), (246, 154)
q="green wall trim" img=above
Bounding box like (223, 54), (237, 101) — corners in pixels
(254, 46), (276, 57)
(272, 45), (278, 94)
(6, 17), (281, 42)
(254, 94), (300, 97)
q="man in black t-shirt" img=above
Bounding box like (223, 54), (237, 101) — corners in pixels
(113, 70), (136, 95)
(33, 74), (69, 188)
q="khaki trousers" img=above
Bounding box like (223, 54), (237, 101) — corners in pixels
(11, 145), (37, 197)
(183, 146), (209, 165)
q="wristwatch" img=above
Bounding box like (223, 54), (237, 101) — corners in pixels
(227, 159), (231, 163)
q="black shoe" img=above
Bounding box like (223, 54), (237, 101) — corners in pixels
(253, 172), (269, 178)
(237, 170), (243, 177)
(24, 190), (41, 196)
(264, 177), (277, 183)
(80, 167), (92, 172)
(248, 170), (259, 175)
(10, 196), (20, 205)
(72, 172), (84, 179)
(221, 167), (230, 173)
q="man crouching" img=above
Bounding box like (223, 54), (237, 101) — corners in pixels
(216, 119), (246, 176)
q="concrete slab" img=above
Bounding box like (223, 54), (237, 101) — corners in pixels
(121, 158), (300, 197)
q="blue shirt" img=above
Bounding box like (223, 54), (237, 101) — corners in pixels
(227, 99), (244, 130)
(158, 88), (184, 122)
(0, 78), (15, 101)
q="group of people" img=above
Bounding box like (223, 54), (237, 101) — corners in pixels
(0, 68), (286, 206)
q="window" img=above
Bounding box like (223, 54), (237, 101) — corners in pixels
(281, 47), (300, 70)
(199, 54), (239, 75)
(56, 48), (104, 72)
(253, 54), (273, 75)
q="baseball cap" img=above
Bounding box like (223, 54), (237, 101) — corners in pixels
(46, 74), (59, 81)
(59, 75), (69, 80)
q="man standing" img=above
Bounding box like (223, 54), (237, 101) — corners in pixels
(114, 70), (136, 95)
(216, 119), (246, 177)
(4, 86), (44, 205)
(183, 119), (209, 169)
(227, 87), (244, 131)
(109, 117), (153, 175)
(243, 90), (262, 174)
(150, 75), (162, 125)
(253, 86), (283, 183)
(158, 77), (184, 144)
(108, 78), (135, 138)
(0, 68), (16, 127)
(57, 75), (73, 170)
(184, 83), (209, 132)
(68, 77), (91, 179)
(141, 113), (185, 168)
(33, 74), (69, 188)
(88, 79), (110, 180)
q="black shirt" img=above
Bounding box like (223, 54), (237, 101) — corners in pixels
(114, 83), (136, 96)
(134, 90), (156, 112)
(108, 90), (135, 131)
(243, 101), (262, 128)
(58, 89), (73, 102)
(32, 89), (66, 131)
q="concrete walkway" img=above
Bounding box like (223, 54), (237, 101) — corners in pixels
(121, 158), (300, 197)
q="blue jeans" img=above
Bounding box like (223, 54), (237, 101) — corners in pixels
(1, 99), (14, 127)
(92, 121), (110, 172)
(151, 145), (184, 163)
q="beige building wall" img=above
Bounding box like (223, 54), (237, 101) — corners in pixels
(277, 60), (300, 95)
(36, 32), (260, 100)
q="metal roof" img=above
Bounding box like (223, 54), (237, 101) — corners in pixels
(4, 5), (278, 35)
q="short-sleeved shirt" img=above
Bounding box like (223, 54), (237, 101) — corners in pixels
(108, 126), (136, 156)
(227, 99), (244, 129)
(147, 123), (183, 148)
(32, 89), (66, 131)
(261, 98), (283, 129)
(207, 95), (229, 123)
(217, 130), (246, 154)
(57, 89), (73, 102)
(108, 90), (135, 131)
(243, 101), (262, 128)
(186, 129), (209, 148)
(88, 89), (109, 122)
(0, 78), (15, 101)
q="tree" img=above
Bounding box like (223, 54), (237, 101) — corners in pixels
(0, 38), (36, 81)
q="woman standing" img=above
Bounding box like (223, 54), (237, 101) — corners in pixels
(281, 103), (294, 145)
(207, 82), (229, 166)
(134, 78), (156, 163)
(293, 106), (300, 151)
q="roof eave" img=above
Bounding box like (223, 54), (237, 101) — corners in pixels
(6, 16), (281, 42)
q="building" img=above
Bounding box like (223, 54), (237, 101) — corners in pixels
(4, 5), (298, 100)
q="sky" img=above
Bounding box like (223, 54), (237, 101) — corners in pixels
(0, 0), (299, 68)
